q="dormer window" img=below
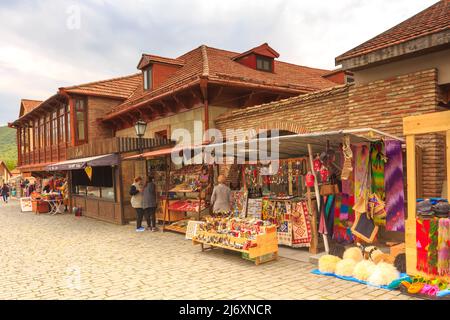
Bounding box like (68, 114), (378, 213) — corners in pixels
(256, 56), (273, 72)
(143, 66), (152, 90)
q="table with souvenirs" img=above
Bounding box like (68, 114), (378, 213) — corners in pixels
(30, 192), (64, 215)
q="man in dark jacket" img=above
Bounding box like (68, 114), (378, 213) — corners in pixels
(143, 175), (158, 231)
(1, 184), (10, 203)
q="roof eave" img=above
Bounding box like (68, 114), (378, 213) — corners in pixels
(336, 29), (450, 70)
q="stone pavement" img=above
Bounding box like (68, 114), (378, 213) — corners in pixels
(0, 199), (417, 300)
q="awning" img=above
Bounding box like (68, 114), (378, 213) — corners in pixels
(47, 153), (119, 171)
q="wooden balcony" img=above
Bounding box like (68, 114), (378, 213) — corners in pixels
(67, 137), (171, 160)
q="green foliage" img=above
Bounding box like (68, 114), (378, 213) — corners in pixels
(0, 126), (17, 171)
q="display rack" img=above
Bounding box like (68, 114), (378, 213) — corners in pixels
(192, 225), (278, 265)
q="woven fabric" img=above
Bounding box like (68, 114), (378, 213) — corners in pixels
(353, 143), (371, 200)
(333, 193), (355, 244)
(291, 201), (312, 247)
(437, 218), (450, 276)
(384, 140), (406, 232)
(427, 218), (439, 275)
(416, 218), (431, 273)
(277, 221), (292, 246)
(370, 141), (386, 200)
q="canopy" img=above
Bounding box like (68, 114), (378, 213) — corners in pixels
(124, 128), (404, 161)
(47, 154), (119, 171)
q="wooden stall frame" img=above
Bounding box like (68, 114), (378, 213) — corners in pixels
(403, 110), (450, 281)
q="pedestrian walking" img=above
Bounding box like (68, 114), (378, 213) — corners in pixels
(143, 175), (158, 231)
(130, 177), (146, 232)
(1, 183), (10, 203)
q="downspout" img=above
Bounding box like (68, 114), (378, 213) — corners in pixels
(200, 78), (209, 143)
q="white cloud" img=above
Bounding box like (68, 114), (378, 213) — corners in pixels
(0, 0), (435, 125)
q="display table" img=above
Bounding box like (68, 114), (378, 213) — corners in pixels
(193, 223), (278, 265)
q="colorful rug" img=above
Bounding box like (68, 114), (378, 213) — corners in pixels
(353, 143), (371, 200)
(417, 218), (431, 273)
(333, 193), (355, 244)
(291, 201), (312, 248)
(437, 218), (449, 276)
(384, 140), (406, 232)
(370, 141), (386, 200)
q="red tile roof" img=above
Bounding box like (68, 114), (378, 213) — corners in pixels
(104, 44), (336, 120)
(336, 0), (450, 62)
(137, 54), (184, 69)
(60, 73), (142, 99)
(232, 42), (280, 60)
(20, 99), (43, 116)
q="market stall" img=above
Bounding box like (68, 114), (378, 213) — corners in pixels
(401, 110), (450, 299)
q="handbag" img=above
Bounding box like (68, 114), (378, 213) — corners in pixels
(368, 193), (387, 226)
(320, 173), (340, 196)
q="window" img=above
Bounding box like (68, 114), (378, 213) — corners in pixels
(34, 120), (39, 150)
(256, 56), (272, 72)
(45, 114), (51, 146)
(71, 166), (115, 201)
(143, 66), (152, 90)
(345, 75), (355, 84)
(58, 105), (66, 143)
(66, 104), (71, 143)
(52, 111), (57, 145)
(39, 117), (44, 148)
(154, 129), (168, 139)
(75, 98), (87, 142)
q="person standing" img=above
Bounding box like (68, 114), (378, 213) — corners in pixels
(1, 183), (10, 203)
(143, 175), (158, 231)
(210, 175), (232, 213)
(130, 177), (145, 232)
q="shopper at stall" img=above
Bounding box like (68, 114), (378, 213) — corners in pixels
(43, 183), (51, 194)
(1, 183), (10, 203)
(211, 175), (232, 213)
(130, 177), (146, 232)
(143, 175), (158, 232)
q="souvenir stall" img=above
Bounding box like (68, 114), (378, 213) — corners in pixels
(401, 111), (450, 299)
(198, 128), (412, 268)
(239, 159), (317, 252)
(163, 163), (212, 234)
(29, 173), (67, 215)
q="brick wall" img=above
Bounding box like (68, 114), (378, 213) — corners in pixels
(215, 68), (444, 197)
(88, 96), (121, 141)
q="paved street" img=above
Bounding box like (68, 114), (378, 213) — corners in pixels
(0, 199), (415, 300)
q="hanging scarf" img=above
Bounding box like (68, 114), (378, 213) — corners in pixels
(384, 140), (406, 232)
(333, 193), (355, 244)
(370, 141), (386, 200)
(416, 218), (431, 273)
(353, 143), (371, 200)
(427, 218), (439, 275)
(437, 218), (450, 276)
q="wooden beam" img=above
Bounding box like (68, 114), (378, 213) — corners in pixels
(405, 135), (417, 276)
(403, 110), (450, 135)
(173, 94), (188, 111)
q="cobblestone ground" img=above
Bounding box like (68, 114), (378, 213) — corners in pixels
(0, 200), (416, 300)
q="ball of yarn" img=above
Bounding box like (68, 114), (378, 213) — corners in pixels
(343, 247), (363, 262)
(319, 255), (342, 273)
(353, 260), (376, 281)
(367, 262), (400, 286)
(335, 259), (357, 277)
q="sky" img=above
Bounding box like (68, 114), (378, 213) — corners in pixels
(0, 0), (436, 125)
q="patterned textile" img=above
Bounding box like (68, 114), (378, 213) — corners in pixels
(319, 195), (335, 235)
(438, 218), (450, 276)
(333, 193), (355, 244)
(261, 198), (271, 220)
(277, 221), (292, 246)
(370, 141), (386, 200)
(384, 140), (406, 232)
(428, 218), (439, 275)
(353, 143), (371, 200)
(416, 218), (431, 273)
(291, 201), (312, 248)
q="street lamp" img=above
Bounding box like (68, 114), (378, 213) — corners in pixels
(134, 119), (147, 155)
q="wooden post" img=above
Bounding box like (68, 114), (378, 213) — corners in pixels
(307, 143), (328, 253)
(405, 135), (417, 276)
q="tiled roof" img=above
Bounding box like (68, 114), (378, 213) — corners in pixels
(20, 99), (43, 116)
(105, 44), (336, 119)
(215, 84), (350, 122)
(61, 73), (142, 99)
(336, 0), (450, 62)
(138, 54), (184, 69)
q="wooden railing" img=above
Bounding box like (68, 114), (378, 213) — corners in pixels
(67, 137), (171, 160)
